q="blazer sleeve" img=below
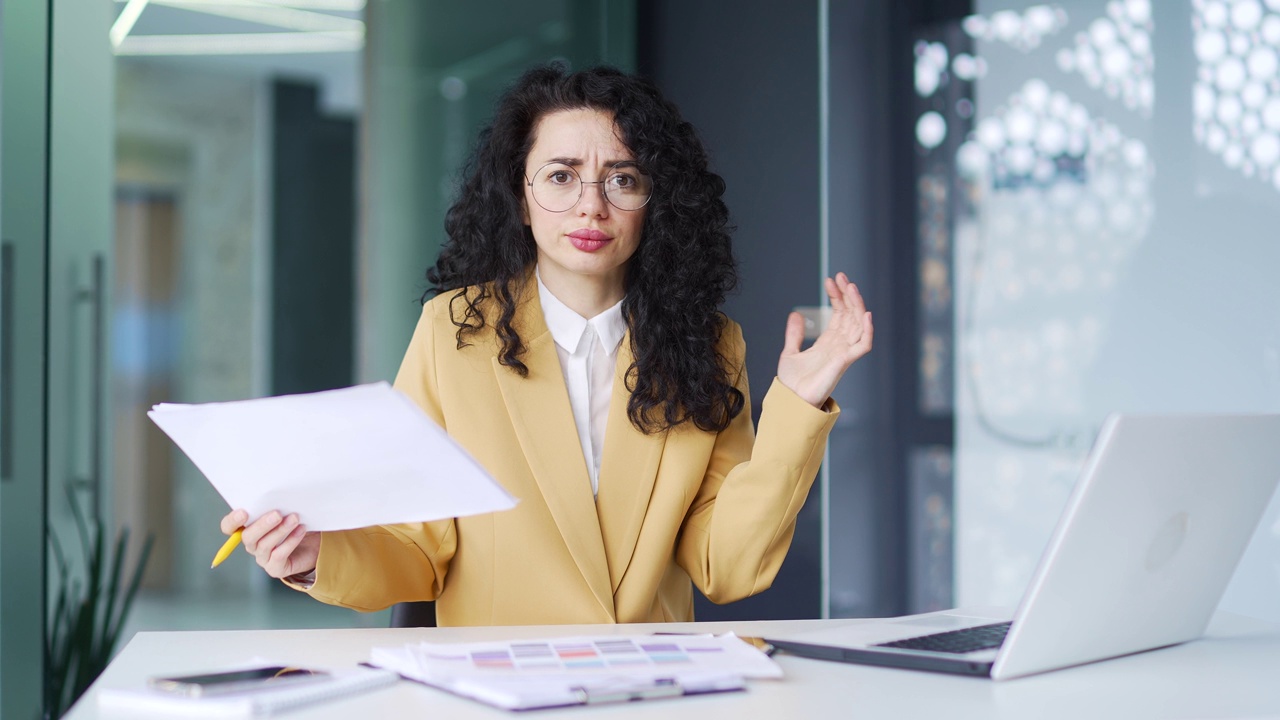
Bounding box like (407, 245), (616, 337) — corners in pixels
(291, 299), (459, 612)
(674, 321), (840, 604)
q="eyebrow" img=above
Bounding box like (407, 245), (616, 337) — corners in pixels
(545, 156), (639, 168)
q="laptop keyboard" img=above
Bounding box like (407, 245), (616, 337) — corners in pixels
(873, 621), (1012, 654)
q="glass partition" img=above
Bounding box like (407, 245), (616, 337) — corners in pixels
(1, 3), (51, 717)
(946, 0), (1280, 620)
(5, 2), (636, 716)
(106, 0), (635, 638)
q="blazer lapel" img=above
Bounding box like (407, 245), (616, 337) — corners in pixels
(595, 335), (667, 593)
(492, 288), (615, 621)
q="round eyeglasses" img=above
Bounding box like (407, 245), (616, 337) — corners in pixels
(525, 162), (653, 213)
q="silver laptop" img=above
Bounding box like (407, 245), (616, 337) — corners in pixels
(767, 413), (1280, 680)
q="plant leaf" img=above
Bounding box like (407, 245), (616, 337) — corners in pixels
(66, 484), (91, 568)
(97, 527), (129, 665)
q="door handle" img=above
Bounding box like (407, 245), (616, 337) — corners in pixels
(2, 241), (14, 482)
(70, 253), (105, 515)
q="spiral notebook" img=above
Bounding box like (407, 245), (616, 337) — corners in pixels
(97, 666), (398, 718)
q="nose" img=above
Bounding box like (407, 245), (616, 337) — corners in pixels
(576, 181), (610, 217)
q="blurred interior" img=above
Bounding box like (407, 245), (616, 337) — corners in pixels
(4, 1), (1280, 716)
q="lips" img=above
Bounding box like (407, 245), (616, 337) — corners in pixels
(567, 228), (612, 252)
(568, 229), (610, 242)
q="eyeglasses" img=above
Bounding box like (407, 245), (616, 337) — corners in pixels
(525, 162), (653, 213)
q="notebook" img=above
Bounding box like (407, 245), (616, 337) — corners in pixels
(767, 413), (1280, 680)
(97, 666), (398, 717)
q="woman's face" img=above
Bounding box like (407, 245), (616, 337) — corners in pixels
(521, 107), (647, 302)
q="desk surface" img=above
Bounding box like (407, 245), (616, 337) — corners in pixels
(67, 613), (1280, 719)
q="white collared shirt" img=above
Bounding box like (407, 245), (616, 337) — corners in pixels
(536, 269), (626, 496)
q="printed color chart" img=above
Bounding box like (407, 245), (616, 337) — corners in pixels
(430, 637), (717, 672)
(395, 634), (782, 679)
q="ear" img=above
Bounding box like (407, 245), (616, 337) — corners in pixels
(520, 195), (531, 225)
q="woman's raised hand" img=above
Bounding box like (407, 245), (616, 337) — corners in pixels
(220, 508), (321, 579)
(777, 272), (874, 407)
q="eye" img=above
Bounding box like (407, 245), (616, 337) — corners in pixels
(607, 171), (638, 190)
(537, 165), (578, 185)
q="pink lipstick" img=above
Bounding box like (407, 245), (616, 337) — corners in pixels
(567, 228), (612, 252)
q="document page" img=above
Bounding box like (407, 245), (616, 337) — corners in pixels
(149, 382), (517, 530)
(374, 634), (782, 680)
(370, 634), (779, 710)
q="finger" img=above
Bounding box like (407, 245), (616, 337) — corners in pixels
(859, 311), (875, 350)
(783, 311), (806, 355)
(840, 274), (859, 314)
(267, 525), (308, 577)
(220, 509), (248, 535)
(824, 276), (841, 309)
(253, 513), (301, 560)
(240, 511), (284, 553)
(844, 280), (868, 318)
(822, 280), (850, 329)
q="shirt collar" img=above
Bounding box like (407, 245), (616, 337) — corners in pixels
(536, 266), (627, 356)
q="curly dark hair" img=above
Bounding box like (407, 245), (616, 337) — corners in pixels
(425, 63), (743, 434)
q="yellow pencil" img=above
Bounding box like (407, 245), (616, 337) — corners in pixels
(211, 528), (243, 568)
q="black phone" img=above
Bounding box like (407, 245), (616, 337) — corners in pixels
(148, 666), (329, 697)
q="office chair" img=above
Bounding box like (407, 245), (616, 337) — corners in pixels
(390, 600), (437, 628)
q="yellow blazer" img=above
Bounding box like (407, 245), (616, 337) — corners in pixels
(298, 283), (839, 625)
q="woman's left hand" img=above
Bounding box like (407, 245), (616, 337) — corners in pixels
(777, 272), (874, 407)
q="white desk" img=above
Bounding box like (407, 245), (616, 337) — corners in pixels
(66, 613), (1280, 719)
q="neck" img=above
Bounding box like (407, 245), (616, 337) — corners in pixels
(536, 263), (625, 318)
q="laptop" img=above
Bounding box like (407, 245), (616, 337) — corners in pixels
(766, 413), (1280, 680)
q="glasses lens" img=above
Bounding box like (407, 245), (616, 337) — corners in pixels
(529, 162), (653, 212)
(530, 163), (581, 213)
(601, 164), (653, 211)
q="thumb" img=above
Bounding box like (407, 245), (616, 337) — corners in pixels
(782, 311), (805, 355)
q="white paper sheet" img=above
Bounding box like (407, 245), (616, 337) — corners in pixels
(376, 633), (782, 679)
(369, 634), (777, 710)
(148, 382), (518, 530)
(97, 666), (398, 718)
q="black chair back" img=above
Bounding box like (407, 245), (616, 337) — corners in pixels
(390, 600), (437, 628)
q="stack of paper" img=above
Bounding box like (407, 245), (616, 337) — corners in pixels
(97, 667), (398, 718)
(370, 634), (781, 710)
(148, 382), (517, 530)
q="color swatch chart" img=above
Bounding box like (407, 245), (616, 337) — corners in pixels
(383, 634), (784, 679)
(453, 638), (702, 671)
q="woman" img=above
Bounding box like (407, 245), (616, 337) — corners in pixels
(221, 64), (873, 625)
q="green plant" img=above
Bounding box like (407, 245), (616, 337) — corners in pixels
(45, 487), (154, 719)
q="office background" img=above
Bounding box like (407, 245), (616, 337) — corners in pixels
(4, 0), (1280, 717)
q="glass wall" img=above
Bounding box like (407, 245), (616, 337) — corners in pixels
(931, 0), (1280, 620)
(1, 3), (52, 716)
(106, 0), (635, 636)
(3, 1), (635, 716)
(108, 0), (371, 635)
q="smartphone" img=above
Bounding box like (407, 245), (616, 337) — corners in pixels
(148, 666), (330, 697)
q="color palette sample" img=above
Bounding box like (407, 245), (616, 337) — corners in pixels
(421, 636), (732, 673)
(371, 633), (783, 710)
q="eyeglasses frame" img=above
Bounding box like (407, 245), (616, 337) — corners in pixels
(524, 161), (653, 213)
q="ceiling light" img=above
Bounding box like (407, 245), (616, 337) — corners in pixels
(110, 0), (151, 49)
(115, 0), (365, 8)
(113, 30), (363, 55)
(148, 0), (363, 33)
